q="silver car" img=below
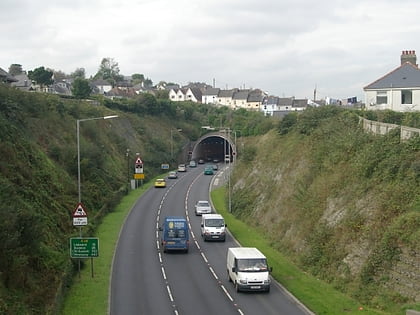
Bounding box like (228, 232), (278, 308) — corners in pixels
(194, 200), (212, 216)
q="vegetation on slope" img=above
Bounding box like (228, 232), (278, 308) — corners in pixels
(231, 106), (420, 313)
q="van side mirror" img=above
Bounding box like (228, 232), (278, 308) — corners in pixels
(231, 267), (236, 273)
(158, 226), (163, 231)
(269, 267), (273, 272)
(201, 224), (204, 227)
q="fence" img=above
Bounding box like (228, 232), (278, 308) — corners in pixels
(360, 117), (420, 140)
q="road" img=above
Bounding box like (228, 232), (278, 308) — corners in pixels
(110, 164), (312, 315)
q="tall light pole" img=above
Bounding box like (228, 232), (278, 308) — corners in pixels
(77, 115), (118, 203)
(170, 128), (182, 159)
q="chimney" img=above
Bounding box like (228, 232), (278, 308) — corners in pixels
(401, 50), (417, 66)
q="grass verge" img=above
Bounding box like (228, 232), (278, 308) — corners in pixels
(61, 182), (151, 315)
(211, 187), (389, 315)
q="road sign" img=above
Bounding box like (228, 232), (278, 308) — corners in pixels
(161, 163), (169, 169)
(72, 202), (87, 226)
(73, 217), (88, 226)
(73, 202), (87, 217)
(135, 157), (143, 164)
(134, 173), (145, 179)
(70, 237), (99, 258)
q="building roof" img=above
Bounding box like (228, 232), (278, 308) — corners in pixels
(364, 62), (420, 90)
(202, 88), (220, 96)
(218, 89), (238, 97)
(0, 68), (18, 83)
(233, 89), (250, 100)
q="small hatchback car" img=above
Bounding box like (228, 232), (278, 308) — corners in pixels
(195, 200), (212, 216)
(154, 178), (166, 188)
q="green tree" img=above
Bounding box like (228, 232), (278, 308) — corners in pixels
(70, 68), (86, 79)
(94, 57), (123, 86)
(131, 73), (145, 85)
(28, 66), (53, 88)
(8, 64), (23, 76)
(71, 77), (92, 99)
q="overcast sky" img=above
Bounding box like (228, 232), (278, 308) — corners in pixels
(1, 0), (420, 101)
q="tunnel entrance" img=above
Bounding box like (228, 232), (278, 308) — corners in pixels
(190, 133), (235, 163)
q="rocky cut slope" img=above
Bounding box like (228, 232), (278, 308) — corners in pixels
(231, 107), (420, 311)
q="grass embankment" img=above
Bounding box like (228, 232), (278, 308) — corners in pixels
(211, 187), (386, 315)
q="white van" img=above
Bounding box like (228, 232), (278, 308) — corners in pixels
(227, 247), (272, 292)
(201, 214), (226, 241)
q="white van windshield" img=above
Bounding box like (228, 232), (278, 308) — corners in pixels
(236, 258), (268, 272)
(205, 219), (224, 227)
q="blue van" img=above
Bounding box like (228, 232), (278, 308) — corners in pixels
(160, 216), (189, 253)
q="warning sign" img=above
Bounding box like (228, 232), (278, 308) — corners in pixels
(73, 203), (87, 217)
(72, 203), (88, 226)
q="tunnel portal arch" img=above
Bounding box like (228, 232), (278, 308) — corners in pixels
(190, 132), (236, 163)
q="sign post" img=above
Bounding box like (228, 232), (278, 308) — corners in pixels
(134, 155), (144, 187)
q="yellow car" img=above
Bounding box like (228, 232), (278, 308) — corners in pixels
(154, 178), (166, 188)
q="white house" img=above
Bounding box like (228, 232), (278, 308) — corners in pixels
(202, 88), (220, 104)
(364, 50), (420, 112)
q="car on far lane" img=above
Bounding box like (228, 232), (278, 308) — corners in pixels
(168, 171), (178, 179)
(204, 166), (214, 175)
(195, 200), (212, 216)
(154, 178), (166, 188)
(178, 164), (187, 172)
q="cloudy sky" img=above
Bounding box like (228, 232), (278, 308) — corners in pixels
(1, 0), (420, 101)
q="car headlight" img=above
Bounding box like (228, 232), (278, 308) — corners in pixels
(239, 280), (247, 284)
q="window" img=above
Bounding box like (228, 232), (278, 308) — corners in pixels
(376, 91), (387, 104)
(402, 90), (412, 104)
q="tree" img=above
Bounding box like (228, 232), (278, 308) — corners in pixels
(28, 66), (53, 87)
(8, 64), (23, 76)
(94, 57), (123, 86)
(52, 70), (67, 81)
(71, 68), (86, 79)
(71, 77), (91, 99)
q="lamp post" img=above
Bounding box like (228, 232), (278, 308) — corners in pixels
(170, 128), (182, 159)
(77, 115), (118, 203)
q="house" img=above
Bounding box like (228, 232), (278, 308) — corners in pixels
(232, 89), (250, 109)
(0, 67), (18, 84)
(185, 87), (202, 103)
(91, 79), (113, 95)
(11, 72), (32, 91)
(202, 88), (220, 104)
(247, 89), (265, 110)
(169, 88), (187, 101)
(364, 50), (420, 112)
(217, 89), (238, 107)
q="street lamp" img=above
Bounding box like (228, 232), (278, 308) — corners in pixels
(170, 128), (182, 159)
(77, 115), (118, 203)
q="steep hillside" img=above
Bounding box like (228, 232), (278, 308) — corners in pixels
(231, 107), (420, 312)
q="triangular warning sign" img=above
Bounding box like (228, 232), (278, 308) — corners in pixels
(73, 202), (87, 217)
(135, 157), (143, 164)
